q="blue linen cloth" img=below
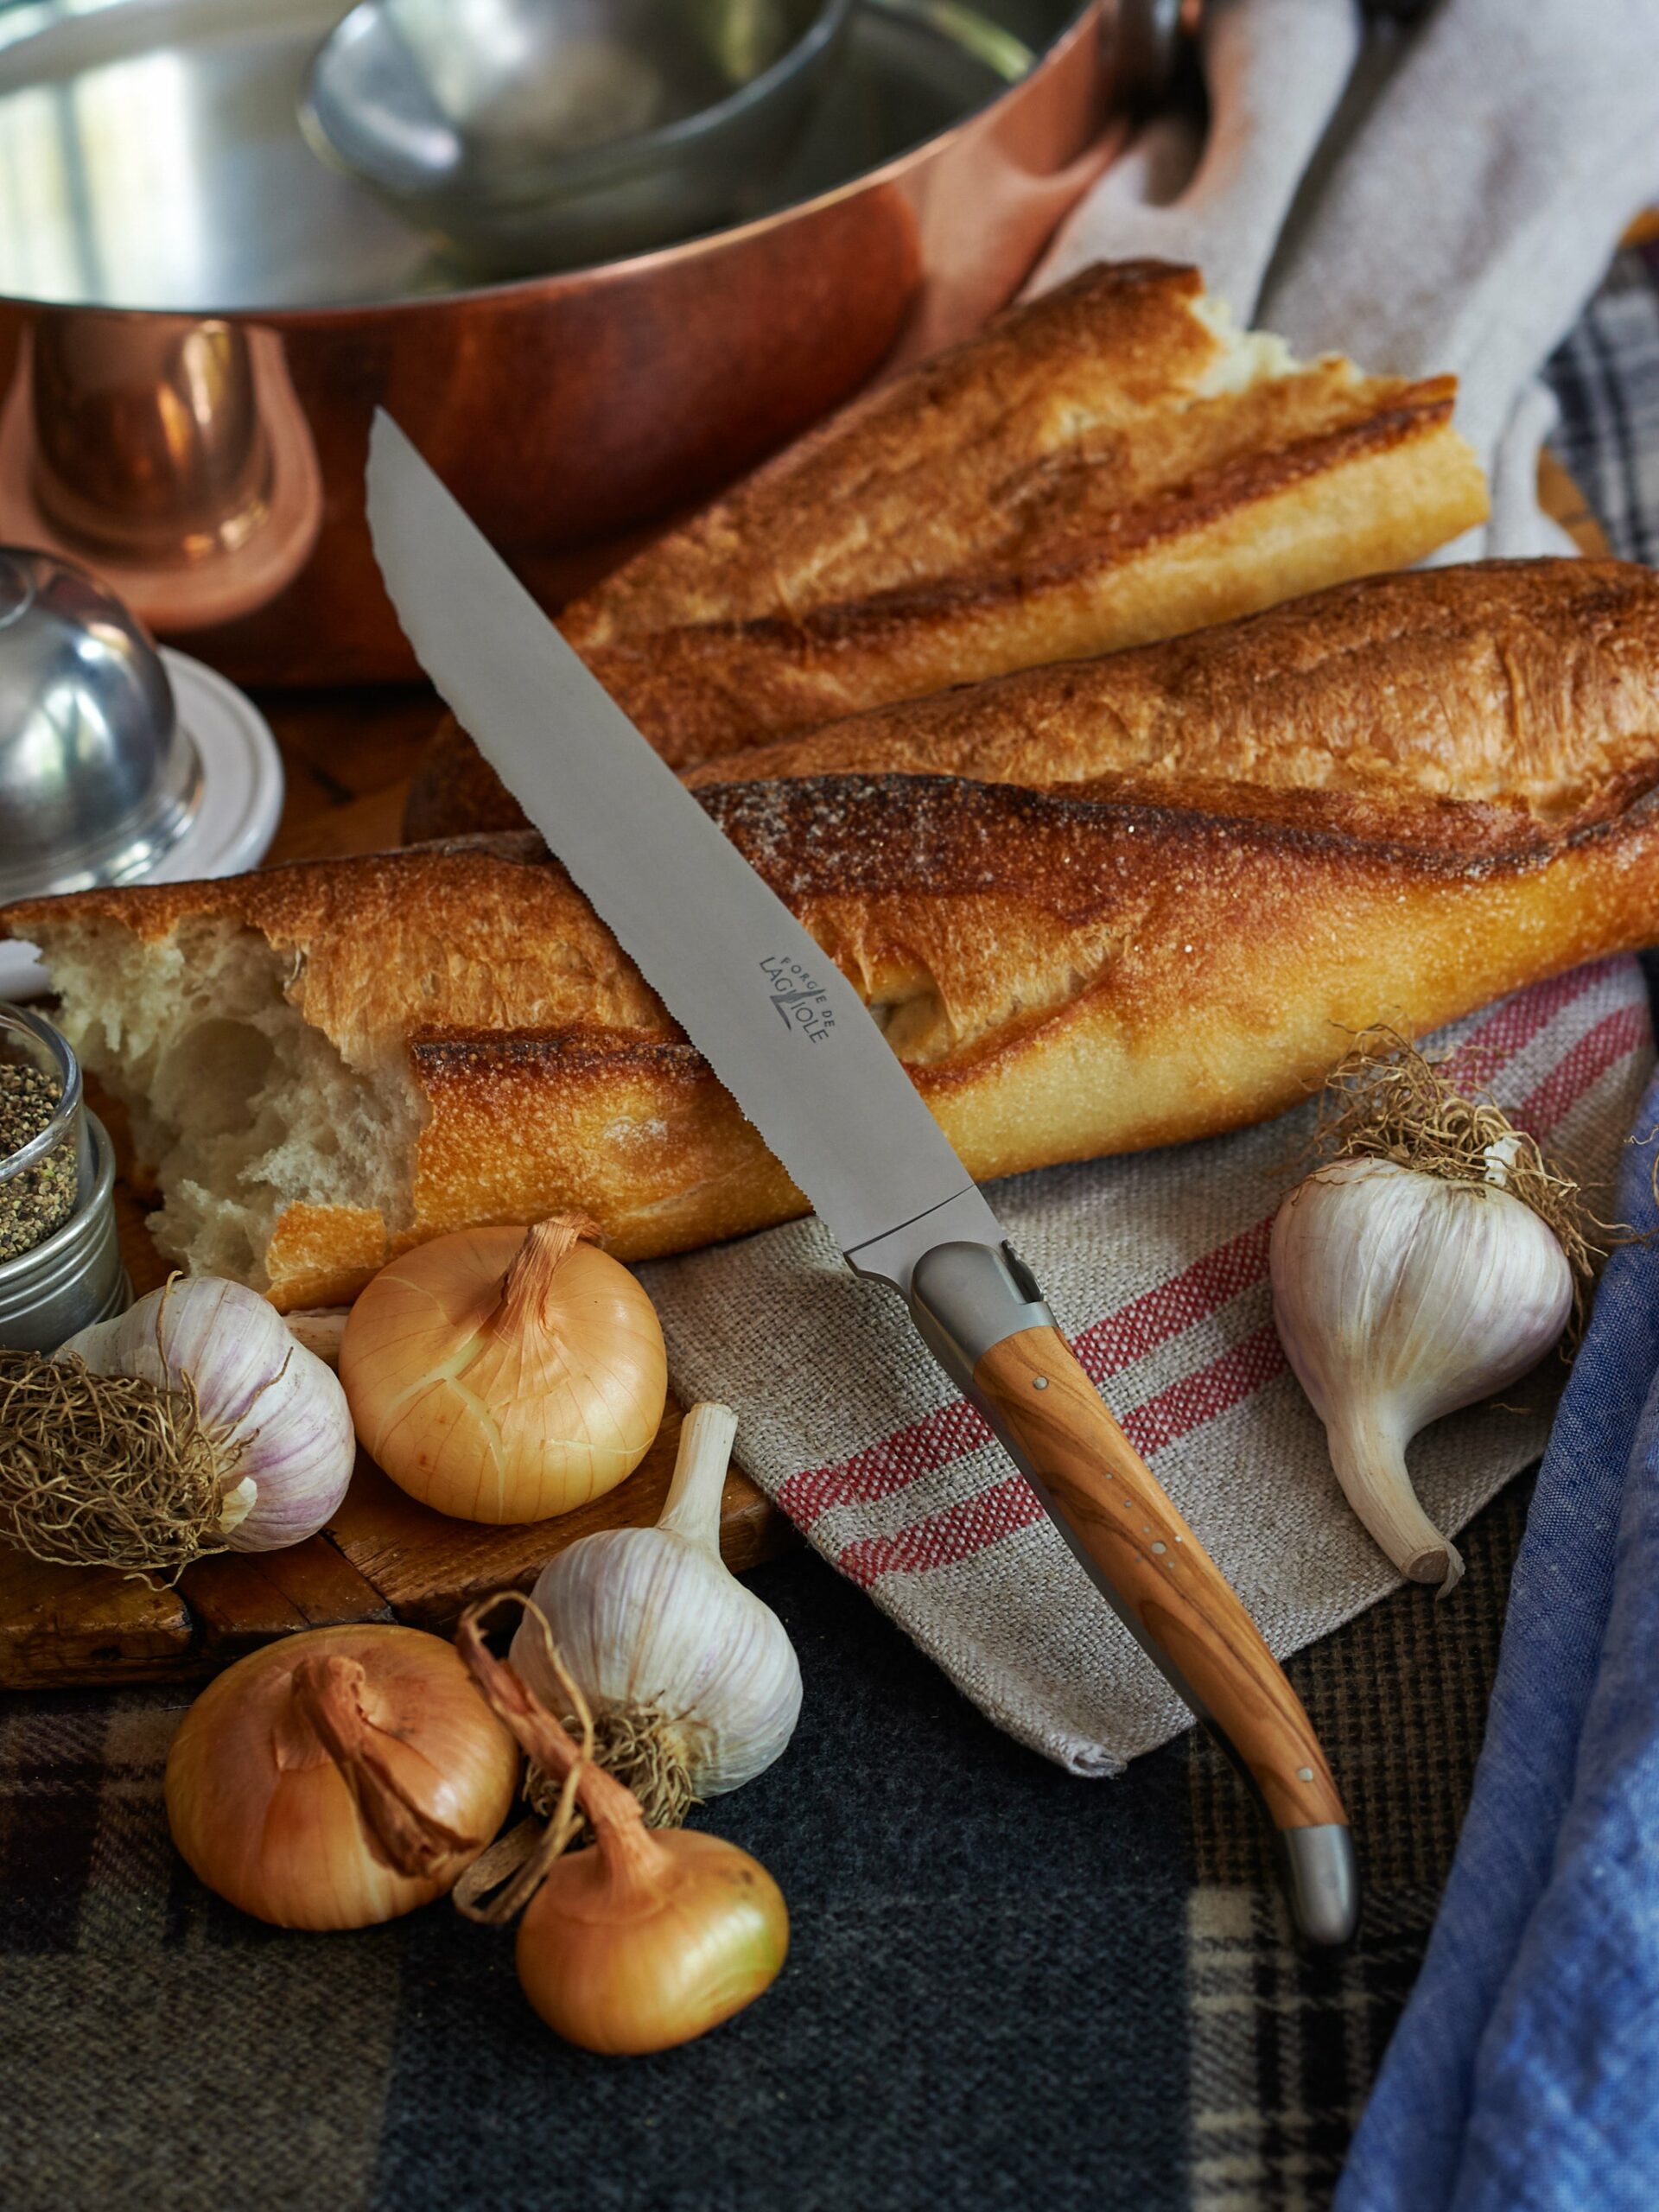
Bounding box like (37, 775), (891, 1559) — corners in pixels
(1337, 1067), (1659, 2210)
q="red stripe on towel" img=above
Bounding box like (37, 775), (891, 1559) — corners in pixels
(786, 965), (1640, 1548)
(840, 1324), (1288, 1586)
(840, 1477), (1044, 1588)
(779, 1398), (994, 1529)
(1517, 1003), (1649, 1138)
(1073, 1220), (1274, 1384)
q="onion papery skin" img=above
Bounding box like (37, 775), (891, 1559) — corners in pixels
(165, 1625), (519, 1930)
(514, 1828), (789, 2055)
(340, 1226), (667, 1524)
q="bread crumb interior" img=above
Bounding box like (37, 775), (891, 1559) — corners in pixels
(1190, 291), (1306, 396)
(41, 916), (423, 1290)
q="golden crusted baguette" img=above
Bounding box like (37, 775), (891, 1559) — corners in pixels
(406, 257), (1488, 834)
(406, 558), (1659, 841)
(565, 262), (1487, 764)
(683, 559), (1659, 819)
(10, 748), (1659, 1310)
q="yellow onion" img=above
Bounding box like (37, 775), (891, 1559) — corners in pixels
(340, 1217), (667, 1524)
(516, 1822), (788, 2056)
(456, 1597), (789, 2055)
(165, 1624), (519, 1929)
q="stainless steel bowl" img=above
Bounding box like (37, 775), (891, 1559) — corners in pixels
(302, 0), (855, 274)
(0, 550), (200, 903)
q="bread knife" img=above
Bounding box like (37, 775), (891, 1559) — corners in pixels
(365, 410), (1359, 1946)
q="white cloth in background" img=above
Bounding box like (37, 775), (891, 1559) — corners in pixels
(1035, 0), (1659, 557)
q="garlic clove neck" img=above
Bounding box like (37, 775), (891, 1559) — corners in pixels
(653, 1402), (738, 1554)
(216, 1474), (258, 1537)
(1325, 1406), (1465, 1595)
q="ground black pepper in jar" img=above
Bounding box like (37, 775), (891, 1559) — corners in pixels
(0, 1014), (80, 1262)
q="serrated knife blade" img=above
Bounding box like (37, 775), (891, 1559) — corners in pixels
(365, 410), (991, 1275)
(365, 410), (1358, 1945)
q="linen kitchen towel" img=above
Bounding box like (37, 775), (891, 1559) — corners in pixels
(1036, 0), (1659, 559)
(644, 963), (1653, 1772)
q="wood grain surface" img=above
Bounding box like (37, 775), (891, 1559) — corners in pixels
(976, 1326), (1345, 1830)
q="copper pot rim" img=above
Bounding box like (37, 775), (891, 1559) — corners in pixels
(0, 0), (1101, 329)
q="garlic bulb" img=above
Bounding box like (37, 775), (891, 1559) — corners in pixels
(511, 1402), (802, 1822)
(1271, 1154), (1573, 1593)
(0, 1277), (357, 1573)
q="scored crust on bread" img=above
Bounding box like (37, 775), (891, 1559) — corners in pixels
(682, 560), (1659, 823)
(405, 257), (1489, 836)
(11, 738), (1659, 1309)
(406, 558), (1659, 842)
(565, 262), (1488, 764)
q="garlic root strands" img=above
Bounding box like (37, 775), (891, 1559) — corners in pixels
(1271, 1156), (1573, 1594)
(0, 1276), (356, 1577)
(67, 1275), (356, 1551)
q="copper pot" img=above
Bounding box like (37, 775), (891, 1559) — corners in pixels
(0, 0), (1128, 685)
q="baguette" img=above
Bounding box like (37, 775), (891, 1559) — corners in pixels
(683, 560), (1659, 819)
(10, 719), (1659, 1310)
(406, 258), (1488, 836)
(410, 557), (1656, 839)
(567, 262), (1487, 762)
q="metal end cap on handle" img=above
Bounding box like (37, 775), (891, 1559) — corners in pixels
(1276, 1825), (1361, 1947)
(906, 1236), (1054, 1375)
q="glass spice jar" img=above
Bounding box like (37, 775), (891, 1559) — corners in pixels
(0, 1004), (127, 1352)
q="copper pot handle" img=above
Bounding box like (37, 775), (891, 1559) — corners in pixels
(1109, 0), (1201, 110)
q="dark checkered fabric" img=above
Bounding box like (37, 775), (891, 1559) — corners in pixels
(1547, 243), (1659, 565)
(0, 1488), (1533, 2212)
(2, 250), (1655, 2212)
(1184, 1483), (1531, 2211)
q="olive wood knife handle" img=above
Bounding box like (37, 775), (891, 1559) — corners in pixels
(907, 1243), (1358, 1946)
(977, 1326), (1342, 1817)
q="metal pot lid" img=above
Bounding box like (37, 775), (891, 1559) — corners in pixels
(0, 0), (1086, 315)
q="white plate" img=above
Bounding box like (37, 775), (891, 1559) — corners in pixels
(0, 648), (285, 1001)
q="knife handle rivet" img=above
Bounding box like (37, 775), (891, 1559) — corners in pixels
(1032, 1376), (1049, 1390)
(1298, 1767), (1314, 1783)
